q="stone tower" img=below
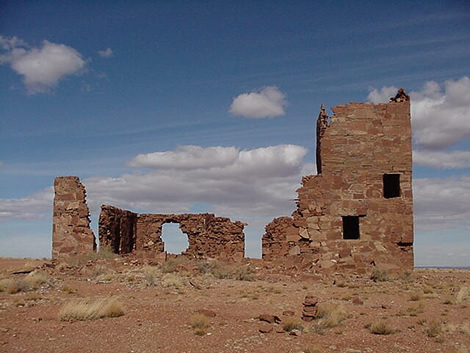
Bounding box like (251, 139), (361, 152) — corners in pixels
(262, 89), (414, 274)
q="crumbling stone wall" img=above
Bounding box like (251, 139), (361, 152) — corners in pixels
(52, 176), (96, 259)
(99, 205), (246, 260)
(263, 90), (414, 273)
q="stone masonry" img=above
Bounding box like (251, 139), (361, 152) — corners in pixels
(99, 205), (246, 261)
(52, 176), (96, 259)
(262, 89), (414, 274)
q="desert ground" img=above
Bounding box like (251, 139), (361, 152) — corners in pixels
(0, 254), (469, 353)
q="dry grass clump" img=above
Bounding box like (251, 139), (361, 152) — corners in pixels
(234, 265), (256, 281)
(142, 265), (160, 286)
(160, 257), (189, 273)
(58, 297), (124, 321)
(161, 273), (185, 289)
(66, 247), (118, 266)
(407, 302), (425, 316)
(370, 268), (390, 282)
(366, 321), (396, 335)
(426, 320), (443, 338)
(456, 285), (469, 304)
(0, 271), (48, 294)
(409, 292), (423, 301)
(203, 260), (233, 279)
(315, 303), (347, 328)
(282, 318), (304, 332)
(190, 313), (210, 336)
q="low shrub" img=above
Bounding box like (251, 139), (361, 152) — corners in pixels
(366, 321), (396, 335)
(315, 303), (347, 328)
(426, 321), (443, 338)
(190, 313), (210, 336)
(282, 318), (303, 332)
(370, 268), (390, 282)
(58, 297), (124, 321)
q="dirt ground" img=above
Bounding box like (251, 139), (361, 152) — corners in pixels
(0, 256), (469, 353)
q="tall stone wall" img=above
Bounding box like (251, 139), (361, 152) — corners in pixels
(99, 205), (246, 260)
(52, 176), (96, 259)
(262, 90), (414, 274)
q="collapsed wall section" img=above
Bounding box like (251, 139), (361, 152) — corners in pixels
(52, 176), (96, 259)
(99, 205), (246, 260)
(263, 90), (414, 273)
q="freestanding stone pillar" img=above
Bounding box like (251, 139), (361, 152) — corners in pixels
(52, 176), (96, 259)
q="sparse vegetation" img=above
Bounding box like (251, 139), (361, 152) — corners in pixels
(410, 292), (423, 301)
(366, 321), (396, 335)
(426, 320), (443, 338)
(370, 268), (390, 282)
(315, 303), (348, 328)
(456, 285), (469, 304)
(190, 313), (210, 336)
(142, 265), (160, 286)
(282, 318), (304, 332)
(0, 271), (48, 294)
(234, 265), (256, 281)
(58, 297), (124, 321)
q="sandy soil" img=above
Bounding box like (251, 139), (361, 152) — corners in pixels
(0, 257), (469, 353)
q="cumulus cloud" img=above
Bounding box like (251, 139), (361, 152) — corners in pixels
(0, 187), (53, 221)
(229, 86), (288, 118)
(128, 146), (239, 169)
(368, 77), (470, 150)
(411, 77), (470, 149)
(413, 150), (470, 169)
(0, 36), (86, 93)
(413, 175), (470, 231)
(98, 48), (113, 58)
(367, 85), (399, 104)
(0, 145), (308, 221)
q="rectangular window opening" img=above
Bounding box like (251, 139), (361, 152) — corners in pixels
(342, 216), (360, 240)
(383, 174), (401, 198)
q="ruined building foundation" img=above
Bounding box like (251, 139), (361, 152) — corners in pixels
(51, 89), (414, 274)
(262, 89), (414, 273)
(52, 176), (96, 259)
(99, 205), (246, 260)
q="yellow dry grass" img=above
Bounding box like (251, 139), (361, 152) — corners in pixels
(58, 297), (124, 321)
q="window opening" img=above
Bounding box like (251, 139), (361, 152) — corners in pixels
(342, 216), (360, 239)
(161, 223), (189, 255)
(383, 174), (401, 198)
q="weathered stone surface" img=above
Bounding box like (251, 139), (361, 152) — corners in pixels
(262, 90), (414, 274)
(99, 205), (245, 261)
(258, 314), (281, 324)
(52, 176), (96, 259)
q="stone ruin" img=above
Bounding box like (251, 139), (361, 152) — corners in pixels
(52, 89), (414, 273)
(52, 176), (96, 259)
(98, 205), (245, 260)
(51, 178), (245, 261)
(262, 89), (414, 273)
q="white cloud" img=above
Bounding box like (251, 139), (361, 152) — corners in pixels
(367, 85), (399, 104)
(413, 175), (470, 231)
(413, 150), (470, 169)
(128, 145), (239, 169)
(0, 36), (86, 93)
(411, 77), (470, 149)
(229, 86), (288, 118)
(0, 145), (308, 222)
(368, 77), (470, 150)
(0, 188), (53, 221)
(98, 48), (113, 58)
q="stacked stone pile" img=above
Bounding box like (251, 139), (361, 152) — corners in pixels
(302, 295), (319, 322)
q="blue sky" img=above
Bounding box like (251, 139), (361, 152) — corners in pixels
(0, 1), (469, 266)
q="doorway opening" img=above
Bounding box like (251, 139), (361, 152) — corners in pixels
(161, 223), (189, 254)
